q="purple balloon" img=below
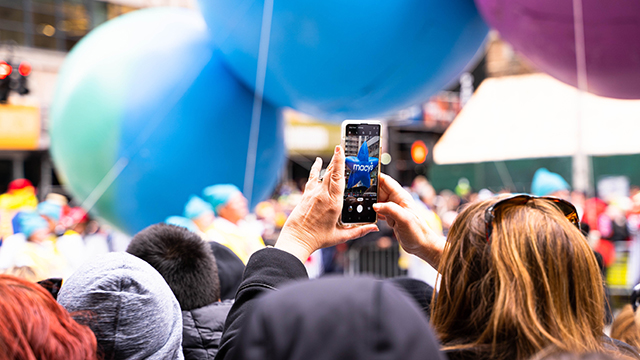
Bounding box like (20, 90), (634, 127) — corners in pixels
(474, 0), (640, 99)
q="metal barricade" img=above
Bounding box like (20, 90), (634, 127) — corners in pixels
(344, 240), (406, 278)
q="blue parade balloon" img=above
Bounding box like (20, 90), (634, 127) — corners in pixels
(198, 0), (488, 120)
(50, 8), (285, 235)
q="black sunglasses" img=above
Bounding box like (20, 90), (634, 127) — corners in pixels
(484, 194), (581, 242)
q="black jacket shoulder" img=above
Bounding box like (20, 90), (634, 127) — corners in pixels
(183, 300), (234, 360)
(215, 248), (308, 360)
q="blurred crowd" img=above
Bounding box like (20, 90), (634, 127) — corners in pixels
(2, 167), (640, 288)
(3, 162), (640, 359)
(0, 179), (128, 282)
(406, 168), (640, 288)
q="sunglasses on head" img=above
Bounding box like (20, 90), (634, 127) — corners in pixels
(484, 194), (581, 242)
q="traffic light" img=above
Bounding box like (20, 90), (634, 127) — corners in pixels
(0, 60), (31, 102)
(386, 123), (443, 186)
(0, 61), (12, 103)
(16, 61), (31, 95)
(411, 140), (428, 164)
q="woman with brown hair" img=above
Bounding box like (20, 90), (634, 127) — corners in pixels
(432, 196), (609, 359)
(0, 274), (99, 359)
(213, 147), (636, 359)
(375, 190), (638, 360)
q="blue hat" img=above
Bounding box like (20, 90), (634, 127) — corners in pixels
(202, 184), (242, 215)
(183, 195), (213, 219)
(165, 216), (200, 233)
(37, 201), (62, 222)
(531, 168), (570, 197)
(20, 212), (49, 238)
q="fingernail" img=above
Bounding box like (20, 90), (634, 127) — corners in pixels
(316, 157), (321, 163)
(373, 203), (380, 210)
(335, 145), (340, 154)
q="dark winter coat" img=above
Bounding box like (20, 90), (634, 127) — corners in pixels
(182, 300), (233, 360)
(215, 247), (446, 360)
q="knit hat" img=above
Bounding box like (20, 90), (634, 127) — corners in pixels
(59, 207), (89, 229)
(37, 201), (62, 222)
(531, 168), (570, 197)
(165, 216), (200, 234)
(19, 212), (49, 238)
(7, 179), (34, 193)
(183, 195), (213, 220)
(57, 252), (184, 360)
(202, 184), (241, 214)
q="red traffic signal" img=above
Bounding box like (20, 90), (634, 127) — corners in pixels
(411, 140), (428, 164)
(0, 61), (12, 80)
(18, 61), (31, 76)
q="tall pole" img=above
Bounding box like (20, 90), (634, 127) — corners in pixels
(572, 0), (591, 194)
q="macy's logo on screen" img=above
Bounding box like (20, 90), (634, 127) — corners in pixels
(352, 164), (374, 172)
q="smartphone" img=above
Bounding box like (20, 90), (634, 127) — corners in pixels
(339, 120), (382, 226)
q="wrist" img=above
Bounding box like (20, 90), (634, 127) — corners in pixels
(413, 230), (446, 269)
(275, 230), (313, 264)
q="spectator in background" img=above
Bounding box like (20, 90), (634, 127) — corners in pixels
(611, 305), (640, 351)
(55, 207), (89, 274)
(254, 200), (280, 245)
(531, 168), (571, 200)
(1, 265), (39, 282)
(127, 224), (233, 360)
(183, 195), (216, 234)
(0, 179), (38, 241)
(455, 177), (473, 205)
(611, 284), (640, 351)
(600, 198), (631, 243)
(203, 184), (265, 263)
(37, 200), (62, 235)
(57, 252), (184, 360)
(628, 195), (640, 286)
(0, 212), (70, 280)
(43, 193), (69, 235)
(0, 274), (98, 360)
(166, 215), (201, 234)
(406, 176), (442, 286)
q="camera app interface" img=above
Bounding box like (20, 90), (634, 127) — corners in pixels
(342, 123), (380, 224)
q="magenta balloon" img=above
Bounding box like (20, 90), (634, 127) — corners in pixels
(474, 0), (640, 99)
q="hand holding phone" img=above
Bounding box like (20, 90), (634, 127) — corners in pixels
(373, 174), (446, 269)
(275, 146), (378, 262)
(340, 120), (382, 226)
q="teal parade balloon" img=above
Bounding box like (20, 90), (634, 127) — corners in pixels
(199, 0), (489, 121)
(50, 8), (285, 235)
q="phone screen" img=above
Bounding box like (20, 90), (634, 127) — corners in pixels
(342, 123), (380, 224)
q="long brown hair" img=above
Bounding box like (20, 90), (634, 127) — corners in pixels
(611, 304), (640, 349)
(431, 197), (606, 360)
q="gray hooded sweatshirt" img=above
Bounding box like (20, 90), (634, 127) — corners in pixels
(58, 252), (184, 360)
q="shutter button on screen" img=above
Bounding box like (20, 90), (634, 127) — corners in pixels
(357, 205), (363, 213)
